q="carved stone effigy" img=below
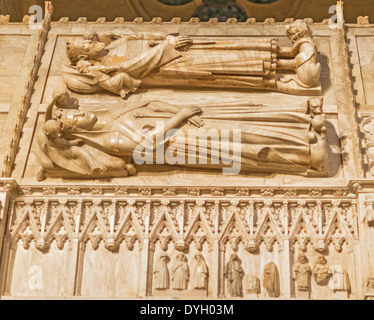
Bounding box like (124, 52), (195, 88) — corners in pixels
(293, 253), (312, 298)
(61, 20), (321, 98)
(263, 262), (280, 298)
(1, 1), (374, 301)
(154, 254), (170, 290)
(192, 253), (208, 290)
(36, 90), (327, 180)
(312, 255), (331, 285)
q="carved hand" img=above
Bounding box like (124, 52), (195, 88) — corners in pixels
(72, 139), (84, 146)
(188, 115), (204, 128)
(166, 35), (193, 50)
(178, 107), (202, 122)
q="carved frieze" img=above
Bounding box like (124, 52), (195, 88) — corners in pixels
(8, 193), (357, 256)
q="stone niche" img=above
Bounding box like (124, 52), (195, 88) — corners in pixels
(0, 1), (374, 300)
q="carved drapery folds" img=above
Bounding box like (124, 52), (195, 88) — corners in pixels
(29, 17), (329, 181)
(62, 20), (321, 98)
(37, 92), (327, 180)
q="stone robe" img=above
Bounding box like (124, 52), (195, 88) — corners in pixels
(171, 258), (189, 290)
(193, 258), (208, 289)
(293, 262), (311, 291)
(263, 262), (280, 297)
(224, 258), (244, 297)
(154, 257), (169, 290)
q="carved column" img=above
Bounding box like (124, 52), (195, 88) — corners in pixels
(0, 179), (18, 297)
(361, 192), (374, 299)
(211, 238), (220, 298)
(67, 200), (83, 297)
(219, 246), (226, 298)
(282, 240), (292, 298)
(73, 242), (86, 296)
(329, 24), (363, 181)
(139, 200), (151, 297)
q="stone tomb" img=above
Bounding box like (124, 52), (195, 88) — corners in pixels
(0, 2), (373, 300)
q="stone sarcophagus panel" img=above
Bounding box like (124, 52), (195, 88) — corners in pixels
(0, 185), (363, 299)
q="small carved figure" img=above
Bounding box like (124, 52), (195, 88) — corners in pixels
(154, 254), (170, 290)
(49, 87), (79, 110)
(246, 275), (261, 294)
(41, 119), (105, 174)
(193, 253), (209, 290)
(263, 262), (280, 298)
(171, 254), (190, 290)
(328, 265), (351, 293)
(278, 20), (321, 90)
(0, 15), (10, 25)
(76, 59), (141, 98)
(84, 30), (123, 46)
(224, 253), (244, 297)
(313, 255), (331, 285)
(293, 253), (312, 292)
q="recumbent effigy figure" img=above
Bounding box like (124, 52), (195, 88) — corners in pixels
(36, 88), (327, 180)
(61, 20), (321, 98)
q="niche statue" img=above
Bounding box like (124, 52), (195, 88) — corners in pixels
(224, 253), (244, 297)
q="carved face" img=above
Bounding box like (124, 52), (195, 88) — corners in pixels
(231, 253), (238, 261)
(286, 20), (311, 43)
(57, 109), (98, 130)
(52, 88), (70, 108)
(76, 60), (92, 73)
(310, 98), (323, 115)
(80, 40), (106, 58)
(84, 30), (99, 42)
(317, 256), (327, 265)
(66, 39), (106, 64)
(43, 120), (61, 137)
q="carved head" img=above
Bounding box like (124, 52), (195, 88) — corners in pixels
(177, 254), (185, 261)
(52, 87), (69, 108)
(43, 120), (61, 137)
(66, 39), (106, 65)
(84, 30), (99, 42)
(316, 255), (327, 265)
(297, 253), (308, 264)
(55, 108), (98, 131)
(76, 59), (92, 74)
(286, 20), (312, 43)
(309, 97), (323, 115)
(231, 253), (239, 261)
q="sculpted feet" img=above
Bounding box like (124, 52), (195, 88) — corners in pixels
(126, 164), (137, 176)
(36, 169), (46, 182)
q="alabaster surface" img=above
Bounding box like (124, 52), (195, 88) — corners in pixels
(0, 1), (373, 301)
